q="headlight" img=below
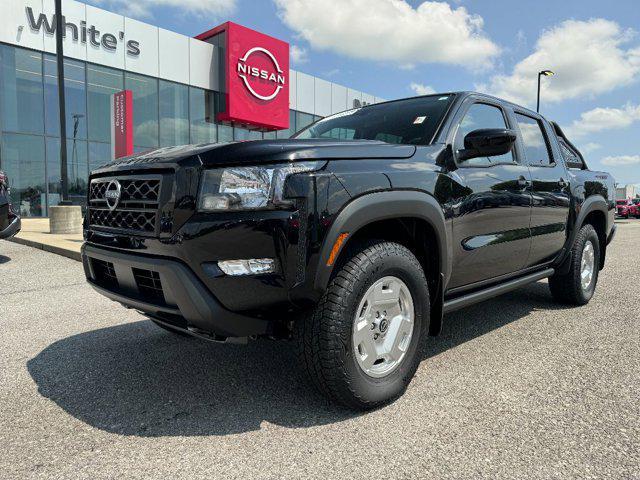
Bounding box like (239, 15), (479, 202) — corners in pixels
(198, 162), (324, 212)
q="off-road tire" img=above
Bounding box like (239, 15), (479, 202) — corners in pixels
(548, 224), (600, 305)
(295, 240), (430, 410)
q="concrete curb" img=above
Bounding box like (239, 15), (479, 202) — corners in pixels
(8, 236), (82, 262)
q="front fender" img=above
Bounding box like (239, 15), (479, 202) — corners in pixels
(313, 190), (450, 292)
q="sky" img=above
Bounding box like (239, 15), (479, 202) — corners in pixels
(86, 0), (640, 187)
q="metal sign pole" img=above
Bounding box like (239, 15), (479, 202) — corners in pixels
(55, 0), (70, 204)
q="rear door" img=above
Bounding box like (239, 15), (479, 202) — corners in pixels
(447, 98), (533, 289)
(512, 112), (570, 266)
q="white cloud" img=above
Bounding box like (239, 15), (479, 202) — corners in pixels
(566, 103), (640, 138)
(290, 45), (309, 64)
(93, 0), (236, 19)
(601, 155), (640, 166)
(410, 82), (436, 95)
(273, 0), (500, 69)
(578, 142), (602, 154)
(481, 19), (640, 107)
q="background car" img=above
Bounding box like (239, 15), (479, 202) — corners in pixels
(616, 199), (634, 218)
(0, 171), (21, 240)
(631, 198), (640, 218)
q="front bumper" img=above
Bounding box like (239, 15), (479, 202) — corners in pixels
(0, 216), (21, 240)
(82, 244), (270, 338)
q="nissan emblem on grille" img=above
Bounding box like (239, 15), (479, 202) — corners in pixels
(104, 179), (121, 211)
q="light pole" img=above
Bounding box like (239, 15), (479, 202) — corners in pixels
(54, 0), (70, 204)
(536, 70), (555, 113)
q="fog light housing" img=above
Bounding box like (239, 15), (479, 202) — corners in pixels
(217, 258), (277, 276)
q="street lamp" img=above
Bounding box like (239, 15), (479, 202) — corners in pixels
(536, 70), (555, 113)
(54, 0), (70, 205)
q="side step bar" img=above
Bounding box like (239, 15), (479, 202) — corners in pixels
(443, 268), (554, 314)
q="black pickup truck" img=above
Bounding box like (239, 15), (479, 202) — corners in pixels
(82, 92), (616, 409)
(0, 171), (21, 240)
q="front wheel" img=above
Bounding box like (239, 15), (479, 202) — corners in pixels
(296, 240), (430, 410)
(549, 224), (600, 305)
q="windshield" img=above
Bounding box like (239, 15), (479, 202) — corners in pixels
(293, 94), (455, 145)
(617, 200), (628, 205)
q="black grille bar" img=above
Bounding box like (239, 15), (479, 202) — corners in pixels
(88, 176), (162, 235)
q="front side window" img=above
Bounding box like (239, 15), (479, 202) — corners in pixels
(515, 113), (552, 166)
(294, 95), (455, 145)
(454, 103), (514, 166)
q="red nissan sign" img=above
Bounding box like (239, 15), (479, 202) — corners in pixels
(197, 22), (290, 131)
(110, 90), (133, 159)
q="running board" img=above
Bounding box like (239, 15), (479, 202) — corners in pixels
(443, 268), (554, 314)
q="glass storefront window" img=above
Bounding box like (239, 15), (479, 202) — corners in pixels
(1, 133), (46, 217)
(87, 64), (123, 143)
(89, 142), (112, 173)
(44, 55), (87, 139)
(45, 137), (88, 209)
(217, 124), (233, 142)
(125, 72), (159, 149)
(189, 87), (217, 144)
(276, 110), (297, 139)
(233, 128), (262, 141)
(295, 111), (315, 132)
(0, 46), (44, 134)
(160, 80), (189, 146)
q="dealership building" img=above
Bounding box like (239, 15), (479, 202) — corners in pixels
(0, 0), (382, 217)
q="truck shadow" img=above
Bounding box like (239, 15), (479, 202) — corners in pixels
(27, 281), (564, 437)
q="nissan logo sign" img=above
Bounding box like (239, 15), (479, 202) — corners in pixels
(104, 180), (122, 211)
(236, 47), (286, 101)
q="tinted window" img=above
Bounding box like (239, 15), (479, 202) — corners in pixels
(1, 133), (46, 217)
(0, 45), (44, 134)
(159, 81), (189, 147)
(516, 113), (552, 166)
(125, 72), (159, 149)
(455, 103), (513, 165)
(44, 55), (87, 139)
(294, 95), (455, 145)
(189, 87), (217, 144)
(87, 64), (123, 143)
(558, 138), (583, 169)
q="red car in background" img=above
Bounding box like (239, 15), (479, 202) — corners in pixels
(616, 199), (639, 218)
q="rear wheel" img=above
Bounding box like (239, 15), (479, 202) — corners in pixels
(549, 224), (600, 305)
(296, 240), (429, 410)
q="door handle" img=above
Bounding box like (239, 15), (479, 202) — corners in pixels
(517, 176), (531, 189)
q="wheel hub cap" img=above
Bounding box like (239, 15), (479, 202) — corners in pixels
(352, 276), (415, 378)
(580, 240), (595, 291)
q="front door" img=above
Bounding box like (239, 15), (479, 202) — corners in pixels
(447, 100), (533, 289)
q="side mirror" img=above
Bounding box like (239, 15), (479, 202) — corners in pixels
(458, 128), (517, 161)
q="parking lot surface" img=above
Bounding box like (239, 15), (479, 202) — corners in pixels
(1, 222), (639, 479)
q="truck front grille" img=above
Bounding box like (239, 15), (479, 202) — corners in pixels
(88, 176), (162, 235)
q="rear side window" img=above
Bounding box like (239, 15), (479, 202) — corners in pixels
(515, 113), (553, 166)
(558, 138), (584, 169)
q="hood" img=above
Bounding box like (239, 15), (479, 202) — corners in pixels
(91, 139), (417, 175)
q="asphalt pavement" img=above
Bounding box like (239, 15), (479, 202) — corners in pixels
(1, 221), (638, 479)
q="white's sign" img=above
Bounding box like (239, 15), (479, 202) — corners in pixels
(25, 7), (140, 55)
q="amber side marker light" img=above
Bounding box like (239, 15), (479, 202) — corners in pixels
(327, 232), (349, 266)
